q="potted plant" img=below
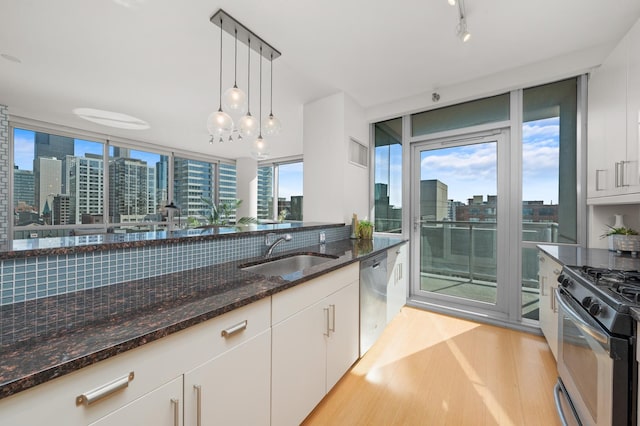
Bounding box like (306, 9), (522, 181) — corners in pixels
(358, 220), (374, 240)
(602, 226), (640, 252)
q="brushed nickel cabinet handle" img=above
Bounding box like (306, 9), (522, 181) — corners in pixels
(171, 398), (180, 426)
(76, 372), (135, 406)
(324, 307), (330, 336)
(540, 277), (546, 297)
(221, 320), (248, 338)
(595, 169), (605, 191)
(193, 385), (202, 426)
(329, 304), (336, 333)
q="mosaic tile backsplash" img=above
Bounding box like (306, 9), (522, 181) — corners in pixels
(0, 226), (351, 306)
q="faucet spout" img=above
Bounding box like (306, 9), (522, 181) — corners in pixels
(265, 233), (292, 258)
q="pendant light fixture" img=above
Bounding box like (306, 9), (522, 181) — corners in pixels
(262, 52), (282, 137)
(238, 37), (259, 141)
(221, 28), (247, 116)
(455, 0), (471, 42)
(207, 9), (281, 149)
(252, 46), (269, 159)
(206, 16), (233, 140)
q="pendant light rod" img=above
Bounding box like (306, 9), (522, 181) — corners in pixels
(269, 53), (274, 115)
(210, 9), (281, 61)
(218, 16), (224, 111)
(258, 46), (263, 138)
(246, 38), (251, 113)
(233, 29), (239, 88)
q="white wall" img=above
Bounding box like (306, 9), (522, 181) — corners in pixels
(303, 92), (368, 223)
(236, 157), (258, 219)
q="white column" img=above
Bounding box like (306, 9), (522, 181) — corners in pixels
(236, 157), (258, 219)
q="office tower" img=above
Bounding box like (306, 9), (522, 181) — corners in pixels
(33, 157), (62, 216)
(67, 154), (104, 224)
(257, 166), (273, 220)
(13, 166), (34, 210)
(109, 157), (148, 223)
(173, 158), (214, 220)
(156, 155), (168, 207)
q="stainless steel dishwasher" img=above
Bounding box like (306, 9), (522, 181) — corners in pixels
(360, 252), (387, 356)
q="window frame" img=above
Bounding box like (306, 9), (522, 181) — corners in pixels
(257, 157), (303, 222)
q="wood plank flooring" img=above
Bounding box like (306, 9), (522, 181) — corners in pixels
(303, 307), (560, 426)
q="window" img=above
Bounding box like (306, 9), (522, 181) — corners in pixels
(257, 160), (303, 222)
(13, 128), (105, 238)
(12, 125), (237, 238)
(374, 118), (402, 233)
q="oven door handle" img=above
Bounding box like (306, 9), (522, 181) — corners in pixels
(556, 289), (610, 348)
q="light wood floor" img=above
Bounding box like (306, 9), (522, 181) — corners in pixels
(303, 307), (560, 426)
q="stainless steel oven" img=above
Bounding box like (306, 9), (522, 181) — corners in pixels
(554, 265), (637, 426)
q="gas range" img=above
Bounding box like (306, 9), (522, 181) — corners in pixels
(559, 265), (638, 337)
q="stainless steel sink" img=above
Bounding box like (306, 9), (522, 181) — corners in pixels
(240, 254), (338, 277)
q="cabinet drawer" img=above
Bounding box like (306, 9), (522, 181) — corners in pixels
(0, 297), (271, 426)
(272, 263), (359, 325)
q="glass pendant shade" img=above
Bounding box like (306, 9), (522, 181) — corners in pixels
(206, 110), (233, 136)
(222, 86), (247, 115)
(252, 136), (269, 159)
(262, 113), (282, 136)
(238, 113), (259, 140)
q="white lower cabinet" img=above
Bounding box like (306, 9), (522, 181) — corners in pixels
(387, 243), (407, 323)
(90, 376), (183, 426)
(184, 329), (271, 426)
(538, 250), (562, 360)
(271, 264), (360, 426)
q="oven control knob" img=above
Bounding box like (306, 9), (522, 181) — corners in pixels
(588, 303), (602, 316)
(581, 296), (593, 308)
(561, 277), (571, 288)
(557, 274), (565, 284)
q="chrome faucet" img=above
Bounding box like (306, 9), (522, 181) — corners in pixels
(265, 233), (292, 258)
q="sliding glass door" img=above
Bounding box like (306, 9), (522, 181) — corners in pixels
(412, 131), (509, 314)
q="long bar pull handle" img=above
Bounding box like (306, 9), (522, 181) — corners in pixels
(193, 385), (202, 426)
(324, 307), (330, 336)
(615, 162), (622, 188)
(221, 320), (248, 338)
(76, 372), (135, 406)
(595, 169), (605, 191)
(171, 398), (180, 426)
(551, 288), (558, 314)
(329, 304), (336, 333)
(540, 276), (546, 297)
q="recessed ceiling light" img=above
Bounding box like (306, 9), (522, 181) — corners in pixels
(1, 53), (22, 63)
(73, 108), (150, 130)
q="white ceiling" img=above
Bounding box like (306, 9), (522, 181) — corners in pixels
(1, 0), (640, 160)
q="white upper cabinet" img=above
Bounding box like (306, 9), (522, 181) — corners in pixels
(588, 18), (640, 203)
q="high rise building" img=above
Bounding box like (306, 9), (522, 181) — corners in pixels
(67, 154), (104, 224)
(173, 158), (214, 220)
(13, 166), (34, 210)
(156, 156), (168, 207)
(34, 132), (74, 195)
(420, 179), (448, 222)
(257, 166), (273, 220)
(33, 157), (62, 216)
(53, 194), (71, 225)
(147, 167), (157, 215)
(219, 163), (237, 222)
(109, 157), (148, 223)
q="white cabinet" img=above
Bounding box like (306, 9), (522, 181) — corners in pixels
(271, 264), (360, 426)
(588, 18), (640, 203)
(387, 243), (407, 323)
(538, 250), (562, 360)
(184, 330), (271, 426)
(0, 297), (271, 426)
(90, 376), (183, 426)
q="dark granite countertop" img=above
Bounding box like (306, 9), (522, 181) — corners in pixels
(538, 244), (640, 322)
(0, 222), (343, 260)
(0, 236), (405, 399)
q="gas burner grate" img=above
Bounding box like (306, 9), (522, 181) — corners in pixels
(580, 265), (640, 286)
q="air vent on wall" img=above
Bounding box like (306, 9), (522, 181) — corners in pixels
(349, 138), (368, 168)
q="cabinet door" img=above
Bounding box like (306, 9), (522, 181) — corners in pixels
(326, 281), (360, 390)
(184, 330), (271, 426)
(588, 34), (628, 198)
(538, 251), (562, 361)
(387, 244), (407, 323)
(89, 376), (183, 426)
(626, 20), (640, 193)
(272, 299), (327, 426)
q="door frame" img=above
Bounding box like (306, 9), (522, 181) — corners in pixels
(409, 127), (512, 317)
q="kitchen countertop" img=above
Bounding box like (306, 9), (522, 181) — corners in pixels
(0, 236), (405, 400)
(538, 244), (640, 322)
